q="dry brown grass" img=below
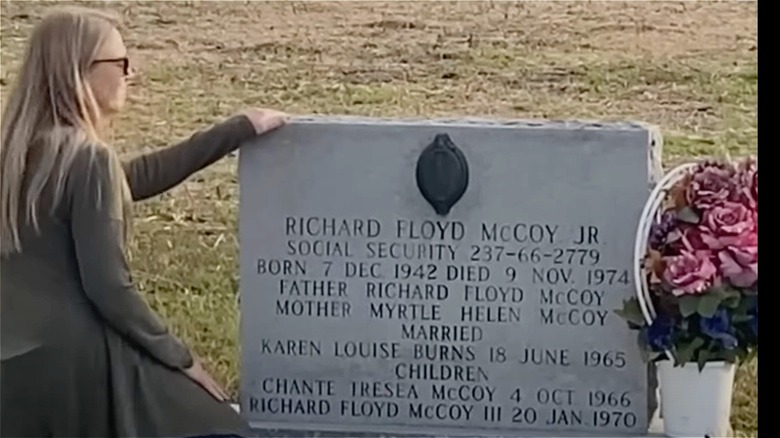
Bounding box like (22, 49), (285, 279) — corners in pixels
(1, 1), (757, 435)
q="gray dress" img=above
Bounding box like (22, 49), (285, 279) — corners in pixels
(1, 115), (258, 437)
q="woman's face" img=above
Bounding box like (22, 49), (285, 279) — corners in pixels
(87, 27), (130, 117)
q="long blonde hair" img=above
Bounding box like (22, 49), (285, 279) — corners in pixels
(1, 7), (129, 255)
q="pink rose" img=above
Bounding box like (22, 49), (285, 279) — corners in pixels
(686, 162), (738, 210)
(718, 230), (757, 288)
(752, 170), (757, 207)
(737, 159), (757, 211)
(700, 202), (756, 250)
(665, 227), (719, 283)
(663, 250), (719, 296)
(666, 225), (717, 263)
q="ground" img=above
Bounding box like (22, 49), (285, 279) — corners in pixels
(0, 1), (757, 435)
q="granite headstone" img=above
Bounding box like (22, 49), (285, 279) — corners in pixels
(238, 116), (663, 437)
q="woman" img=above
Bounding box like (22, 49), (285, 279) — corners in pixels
(0, 7), (287, 437)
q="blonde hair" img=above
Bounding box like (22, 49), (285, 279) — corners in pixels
(1, 7), (130, 255)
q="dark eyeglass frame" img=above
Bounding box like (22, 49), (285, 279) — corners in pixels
(92, 56), (130, 76)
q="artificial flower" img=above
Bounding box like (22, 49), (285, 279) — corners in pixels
(748, 299), (758, 337)
(645, 314), (674, 352)
(700, 202), (756, 250)
(618, 157), (758, 368)
(649, 211), (679, 250)
(663, 250), (718, 296)
(737, 158), (757, 211)
(718, 242), (758, 288)
(686, 161), (738, 210)
(700, 308), (738, 350)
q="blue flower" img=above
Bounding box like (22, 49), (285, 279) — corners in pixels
(648, 211), (678, 249)
(748, 300), (757, 337)
(645, 314), (674, 351)
(700, 309), (738, 350)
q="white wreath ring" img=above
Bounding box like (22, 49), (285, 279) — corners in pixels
(633, 162), (698, 327)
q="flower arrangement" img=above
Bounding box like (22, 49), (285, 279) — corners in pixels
(616, 157), (757, 370)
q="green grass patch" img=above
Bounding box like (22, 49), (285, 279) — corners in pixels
(1, 1), (757, 434)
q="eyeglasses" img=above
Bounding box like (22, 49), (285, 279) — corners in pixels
(92, 56), (130, 76)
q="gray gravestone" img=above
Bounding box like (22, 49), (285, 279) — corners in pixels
(238, 116), (663, 437)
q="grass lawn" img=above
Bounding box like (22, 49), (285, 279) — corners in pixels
(1, 1), (757, 435)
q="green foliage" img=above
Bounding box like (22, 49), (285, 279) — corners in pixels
(616, 288), (757, 373)
(676, 206), (701, 224)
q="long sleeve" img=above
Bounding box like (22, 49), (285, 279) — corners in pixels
(69, 146), (193, 369)
(122, 115), (257, 201)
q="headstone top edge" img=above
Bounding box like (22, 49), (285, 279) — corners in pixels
(288, 114), (660, 132)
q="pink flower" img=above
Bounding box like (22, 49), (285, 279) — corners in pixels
(686, 162), (738, 210)
(752, 171), (758, 207)
(663, 250), (719, 296)
(737, 159), (757, 211)
(718, 231), (758, 288)
(700, 202), (756, 249)
(666, 225), (719, 271)
(686, 228), (712, 252)
(718, 238), (758, 287)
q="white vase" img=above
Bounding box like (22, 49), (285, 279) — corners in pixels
(658, 360), (736, 437)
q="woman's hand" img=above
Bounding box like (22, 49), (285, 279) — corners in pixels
(183, 357), (230, 402)
(240, 108), (289, 135)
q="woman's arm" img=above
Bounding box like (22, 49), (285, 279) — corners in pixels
(121, 115), (257, 202)
(69, 146), (193, 369)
